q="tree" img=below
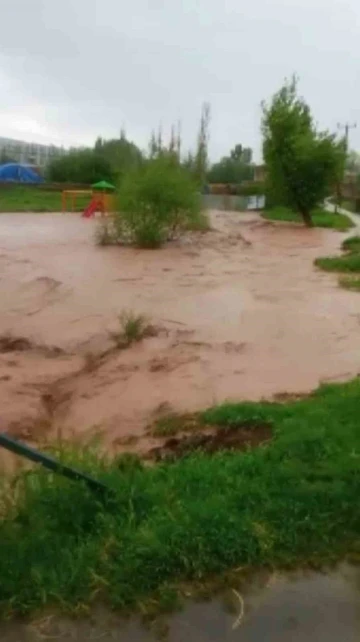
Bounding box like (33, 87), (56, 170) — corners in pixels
(47, 148), (113, 184)
(193, 102), (211, 187)
(147, 125), (182, 165)
(97, 136), (142, 181)
(207, 144), (254, 184)
(230, 144), (252, 164)
(262, 77), (346, 226)
(47, 134), (143, 184)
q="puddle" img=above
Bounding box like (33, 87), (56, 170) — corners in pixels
(2, 564), (360, 641)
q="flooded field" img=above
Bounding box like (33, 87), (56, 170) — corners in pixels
(2, 564), (360, 641)
(1, 210), (360, 454)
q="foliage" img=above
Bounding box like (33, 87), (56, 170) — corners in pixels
(47, 148), (114, 184)
(186, 209), (210, 232)
(230, 144), (252, 164)
(315, 232), (360, 273)
(115, 155), (201, 248)
(47, 134), (143, 185)
(262, 206), (353, 231)
(315, 253), (360, 272)
(149, 124), (181, 162)
(119, 311), (148, 344)
(207, 144), (254, 184)
(2, 377), (360, 615)
(262, 77), (346, 226)
(316, 233), (360, 293)
(109, 310), (151, 348)
(316, 233), (360, 273)
(236, 182), (264, 196)
(94, 133), (143, 182)
(192, 103), (211, 187)
(342, 236), (360, 253)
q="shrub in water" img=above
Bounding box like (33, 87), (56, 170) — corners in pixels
(115, 156), (201, 248)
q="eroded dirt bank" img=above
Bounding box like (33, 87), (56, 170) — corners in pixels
(1, 211), (360, 456)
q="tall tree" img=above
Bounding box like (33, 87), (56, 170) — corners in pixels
(193, 102), (211, 187)
(229, 144), (252, 164)
(262, 77), (346, 226)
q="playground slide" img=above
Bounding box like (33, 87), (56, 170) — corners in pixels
(82, 198), (100, 218)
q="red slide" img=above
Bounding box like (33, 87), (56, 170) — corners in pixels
(82, 198), (100, 218)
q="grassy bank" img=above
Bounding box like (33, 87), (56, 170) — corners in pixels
(0, 186), (90, 212)
(1, 378), (360, 616)
(315, 235), (360, 290)
(262, 206), (353, 230)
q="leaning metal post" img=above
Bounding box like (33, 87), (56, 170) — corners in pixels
(0, 433), (113, 499)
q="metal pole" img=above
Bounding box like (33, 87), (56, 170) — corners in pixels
(0, 434), (112, 499)
(337, 122), (357, 152)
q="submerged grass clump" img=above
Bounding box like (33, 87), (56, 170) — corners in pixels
(1, 378), (360, 616)
(109, 310), (155, 348)
(338, 276), (360, 291)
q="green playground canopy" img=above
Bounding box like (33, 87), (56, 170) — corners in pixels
(92, 180), (116, 190)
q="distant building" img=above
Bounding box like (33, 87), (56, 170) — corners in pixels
(0, 137), (67, 168)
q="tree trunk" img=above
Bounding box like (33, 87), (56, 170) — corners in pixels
(301, 209), (313, 227)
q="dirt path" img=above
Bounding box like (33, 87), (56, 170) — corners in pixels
(1, 211), (360, 456)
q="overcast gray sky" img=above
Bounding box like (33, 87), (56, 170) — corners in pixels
(0, 0), (359, 161)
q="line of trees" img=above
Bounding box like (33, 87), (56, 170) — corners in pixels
(46, 131), (142, 184)
(46, 104), (254, 188)
(47, 78), (353, 229)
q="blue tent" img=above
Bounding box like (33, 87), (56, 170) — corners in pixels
(0, 163), (44, 184)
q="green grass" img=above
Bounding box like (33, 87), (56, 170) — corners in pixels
(341, 236), (360, 253)
(0, 186), (90, 212)
(2, 378), (360, 616)
(315, 235), (360, 274)
(315, 253), (360, 272)
(262, 206), (354, 230)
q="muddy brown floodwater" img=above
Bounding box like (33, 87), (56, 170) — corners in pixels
(1, 564), (360, 641)
(1, 210), (360, 458)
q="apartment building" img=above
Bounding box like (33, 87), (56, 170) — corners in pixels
(0, 137), (67, 168)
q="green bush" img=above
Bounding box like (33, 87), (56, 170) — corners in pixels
(115, 156), (201, 248)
